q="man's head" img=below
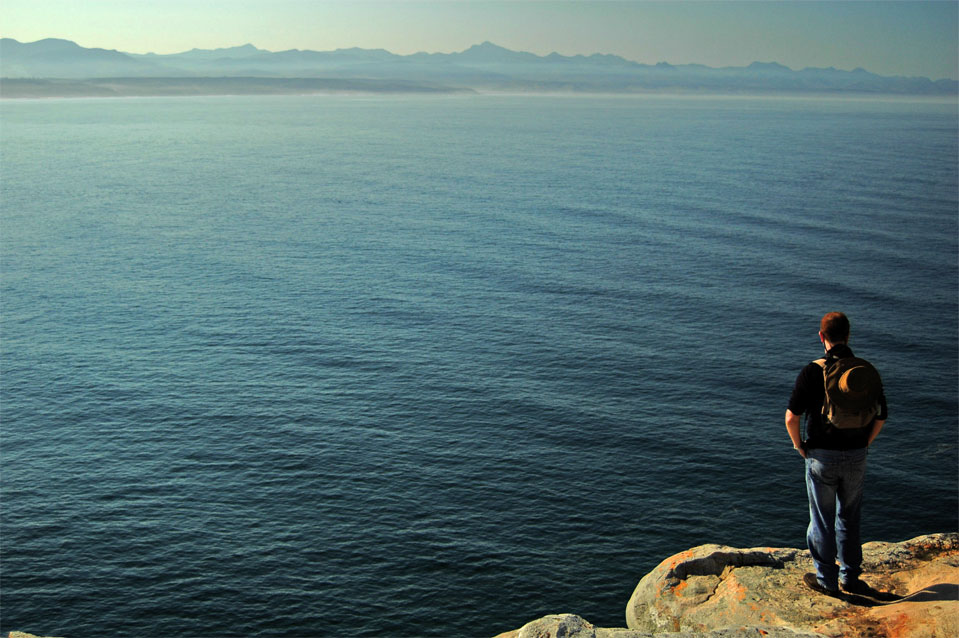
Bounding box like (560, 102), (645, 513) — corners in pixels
(820, 312), (850, 345)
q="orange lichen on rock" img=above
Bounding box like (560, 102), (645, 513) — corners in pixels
(884, 611), (914, 638)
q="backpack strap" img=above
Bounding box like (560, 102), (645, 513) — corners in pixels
(806, 358), (831, 438)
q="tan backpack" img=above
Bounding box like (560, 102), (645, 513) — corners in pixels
(812, 356), (882, 430)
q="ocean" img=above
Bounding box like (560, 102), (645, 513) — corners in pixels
(1, 93), (956, 637)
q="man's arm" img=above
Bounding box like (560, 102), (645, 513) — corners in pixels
(785, 409), (806, 458)
(867, 420), (885, 446)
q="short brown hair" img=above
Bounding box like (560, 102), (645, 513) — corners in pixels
(820, 312), (850, 343)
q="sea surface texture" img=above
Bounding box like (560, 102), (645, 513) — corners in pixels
(2, 95), (957, 637)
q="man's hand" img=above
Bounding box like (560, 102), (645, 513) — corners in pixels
(785, 410), (807, 459)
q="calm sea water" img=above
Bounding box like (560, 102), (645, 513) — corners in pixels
(1, 94), (957, 637)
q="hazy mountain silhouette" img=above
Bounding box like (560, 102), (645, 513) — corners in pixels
(2, 37), (956, 97)
(165, 44), (265, 60)
(1, 38), (158, 78)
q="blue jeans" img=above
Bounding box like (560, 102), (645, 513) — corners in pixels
(804, 447), (868, 590)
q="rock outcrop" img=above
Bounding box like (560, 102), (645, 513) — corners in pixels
(494, 613), (822, 637)
(496, 533), (958, 638)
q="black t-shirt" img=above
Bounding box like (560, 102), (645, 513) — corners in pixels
(787, 343), (888, 450)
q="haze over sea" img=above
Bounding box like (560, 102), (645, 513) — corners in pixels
(2, 93), (957, 637)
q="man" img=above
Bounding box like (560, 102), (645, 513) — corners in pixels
(785, 312), (887, 597)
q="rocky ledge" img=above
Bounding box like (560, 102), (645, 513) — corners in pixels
(495, 533), (958, 638)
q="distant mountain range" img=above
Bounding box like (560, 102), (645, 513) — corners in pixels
(2, 37), (956, 98)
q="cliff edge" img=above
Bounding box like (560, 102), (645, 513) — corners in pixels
(496, 532), (958, 638)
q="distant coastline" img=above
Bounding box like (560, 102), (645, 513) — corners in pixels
(2, 38), (956, 98)
(0, 77), (473, 99)
(6, 78), (959, 101)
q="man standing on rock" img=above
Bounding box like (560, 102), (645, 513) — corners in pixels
(785, 311), (887, 597)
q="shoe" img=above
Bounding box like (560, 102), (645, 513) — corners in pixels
(840, 578), (872, 595)
(803, 572), (840, 597)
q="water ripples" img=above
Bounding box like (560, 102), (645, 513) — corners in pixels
(1, 94), (956, 637)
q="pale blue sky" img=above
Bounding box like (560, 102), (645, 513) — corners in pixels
(2, 1), (957, 80)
